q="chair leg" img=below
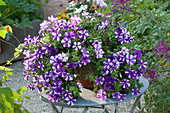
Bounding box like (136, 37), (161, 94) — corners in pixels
(130, 94), (142, 113)
(102, 105), (109, 113)
(82, 106), (88, 113)
(114, 103), (120, 113)
(61, 107), (64, 113)
(50, 102), (60, 113)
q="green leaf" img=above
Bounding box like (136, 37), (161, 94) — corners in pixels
(14, 52), (20, 59)
(22, 109), (30, 113)
(24, 96), (30, 100)
(17, 86), (27, 94)
(0, 80), (2, 86)
(14, 104), (22, 113)
(0, 102), (6, 112)
(3, 75), (11, 81)
(12, 91), (22, 101)
(0, 66), (13, 71)
(0, 0), (6, 5)
(0, 87), (14, 112)
(6, 72), (13, 76)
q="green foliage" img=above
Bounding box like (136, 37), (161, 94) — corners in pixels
(0, 0), (6, 5)
(138, 75), (170, 113)
(0, 66), (30, 113)
(106, 0), (169, 57)
(0, 0), (43, 28)
(104, 0), (170, 112)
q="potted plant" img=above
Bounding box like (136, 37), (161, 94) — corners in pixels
(19, 0), (148, 106)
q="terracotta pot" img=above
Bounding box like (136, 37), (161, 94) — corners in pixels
(77, 64), (95, 89)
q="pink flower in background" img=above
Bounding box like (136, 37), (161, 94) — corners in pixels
(113, 0), (132, 14)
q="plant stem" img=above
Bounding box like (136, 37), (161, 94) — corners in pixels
(12, 34), (20, 44)
(0, 39), (16, 48)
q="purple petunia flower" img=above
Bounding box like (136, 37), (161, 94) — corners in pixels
(57, 67), (67, 77)
(36, 44), (44, 58)
(32, 36), (40, 45)
(138, 60), (147, 69)
(49, 69), (58, 80)
(67, 97), (76, 106)
(131, 88), (141, 95)
(125, 68), (135, 78)
(28, 84), (35, 91)
(61, 37), (72, 47)
(95, 76), (105, 85)
(92, 40), (102, 49)
(54, 94), (61, 102)
(55, 86), (63, 95)
(71, 22), (82, 30)
(57, 53), (68, 62)
(63, 90), (73, 101)
(53, 78), (63, 87)
(81, 48), (89, 57)
(73, 42), (81, 51)
(63, 73), (73, 81)
(81, 56), (90, 65)
(94, 48), (104, 59)
(40, 20), (50, 31)
(48, 94), (56, 102)
(97, 89), (107, 101)
(24, 35), (32, 46)
(134, 50), (142, 60)
(67, 62), (76, 69)
(105, 76), (117, 84)
(50, 55), (63, 69)
(48, 15), (58, 23)
(79, 30), (88, 40)
(75, 61), (83, 68)
(102, 68), (109, 76)
(77, 82), (84, 91)
(23, 59), (32, 70)
(126, 55), (136, 66)
(103, 59), (112, 69)
(112, 92), (120, 99)
(52, 29), (61, 41)
(104, 83), (115, 91)
(135, 68), (143, 77)
(125, 35), (134, 43)
(64, 31), (75, 40)
(120, 79), (130, 89)
(70, 15), (81, 24)
(63, 21), (72, 30)
(23, 50), (31, 59)
(24, 70), (30, 80)
(98, 20), (109, 29)
(38, 61), (45, 70)
(121, 47), (130, 56)
(117, 93), (126, 101)
(82, 11), (91, 18)
(111, 58), (120, 69)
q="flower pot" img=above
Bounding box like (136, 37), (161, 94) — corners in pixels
(78, 64), (94, 89)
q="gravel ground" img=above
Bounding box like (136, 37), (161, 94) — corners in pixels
(1, 61), (145, 113)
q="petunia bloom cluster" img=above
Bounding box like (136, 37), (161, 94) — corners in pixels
(21, 0), (147, 106)
(95, 46), (147, 101)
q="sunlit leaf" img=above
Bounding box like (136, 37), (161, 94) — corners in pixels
(0, 66), (13, 71)
(0, 0), (6, 5)
(17, 86), (27, 94)
(0, 87), (14, 112)
(0, 25), (13, 39)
